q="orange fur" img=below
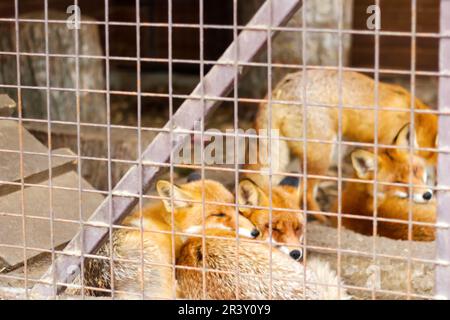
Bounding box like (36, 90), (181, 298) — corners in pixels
(332, 145), (435, 241)
(237, 180), (304, 259)
(247, 70), (437, 216)
(84, 179), (257, 298)
(177, 229), (350, 299)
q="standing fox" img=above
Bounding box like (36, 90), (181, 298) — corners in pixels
(237, 177), (305, 261)
(333, 125), (435, 241)
(246, 70), (437, 214)
(82, 178), (259, 299)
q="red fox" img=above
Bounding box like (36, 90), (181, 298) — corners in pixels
(177, 228), (350, 300)
(237, 177), (305, 261)
(82, 178), (259, 298)
(332, 125), (435, 241)
(246, 69), (437, 215)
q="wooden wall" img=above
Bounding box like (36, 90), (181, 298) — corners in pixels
(351, 0), (440, 71)
(0, 0), (233, 73)
(0, 1), (440, 73)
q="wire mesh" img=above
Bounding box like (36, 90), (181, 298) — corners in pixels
(0, 0), (447, 300)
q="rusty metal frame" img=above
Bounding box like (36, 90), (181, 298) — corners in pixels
(30, 0), (304, 297)
(435, 0), (450, 300)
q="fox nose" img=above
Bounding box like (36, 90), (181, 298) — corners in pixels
(423, 191), (433, 201)
(289, 249), (303, 261)
(250, 229), (260, 238)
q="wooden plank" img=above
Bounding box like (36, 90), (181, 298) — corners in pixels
(351, 0), (440, 71)
(23, 122), (158, 192)
(0, 148), (77, 197)
(0, 170), (104, 268)
(31, 0), (304, 297)
(0, 120), (76, 195)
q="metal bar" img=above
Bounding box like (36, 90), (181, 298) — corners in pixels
(232, 0), (242, 299)
(336, 0), (345, 300)
(31, 0), (304, 297)
(167, 0), (177, 300)
(73, 0), (85, 300)
(407, 0), (418, 300)
(0, 54), (447, 77)
(435, 0), (450, 300)
(14, 0), (29, 299)
(371, 0), (381, 300)
(199, 0), (207, 300)
(0, 16), (447, 39)
(104, 0), (115, 300)
(135, 0), (146, 300)
(43, 0), (57, 299)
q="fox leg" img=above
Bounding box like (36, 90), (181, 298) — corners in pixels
(305, 179), (328, 223)
(295, 140), (335, 223)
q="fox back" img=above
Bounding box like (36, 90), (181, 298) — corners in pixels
(256, 70), (437, 159)
(248, 69), (437, 217)
(176, 229), (350, 300)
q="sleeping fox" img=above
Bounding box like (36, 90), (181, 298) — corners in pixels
(332, 124), (436, 241)
(177, 228), (350, 299)
(81, 178), (259, 298)
(237, 177), (305, 261)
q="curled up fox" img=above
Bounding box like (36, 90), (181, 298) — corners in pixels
(80, 178), (259, 299)
(333, 124), (436, 241)
(77, 175), (348, 299)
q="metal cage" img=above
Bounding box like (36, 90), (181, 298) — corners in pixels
(0, 0), (448, 300)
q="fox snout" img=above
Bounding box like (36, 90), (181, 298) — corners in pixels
(414, 189), (433, 203)
(251, 228), (260, 238)
(238, 227), (261, 239)
(276, 245), (303, 262)
(289, 249), (303, 261)
(395, 188), (433, 204)
(423, 191), (433, 201)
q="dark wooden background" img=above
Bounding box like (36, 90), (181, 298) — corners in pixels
(0, 0), (441, 73)
(351, 0), (440, 71)
(0, 0), (234, 74)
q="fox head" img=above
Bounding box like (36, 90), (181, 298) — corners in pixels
(351, 124), (433, 205)
(237, 178), (304, 261)
(156, 179), (259, 239)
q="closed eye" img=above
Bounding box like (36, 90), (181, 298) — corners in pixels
(212, 213), (226, 217)
(265, 224), (279, 232)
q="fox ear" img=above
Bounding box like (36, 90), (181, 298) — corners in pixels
(351, 150), (376, 179)
(156, 180), (193, 212)
(238, 180), (261, 216)
(393, 123), (418, 150)
(279, 176), (299, 188)
(279, 175), (302, 202)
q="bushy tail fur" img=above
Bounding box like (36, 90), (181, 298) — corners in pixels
(307, 257), (351, 300)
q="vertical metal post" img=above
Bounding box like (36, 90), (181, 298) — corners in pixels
(436, 0), (450, 300)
